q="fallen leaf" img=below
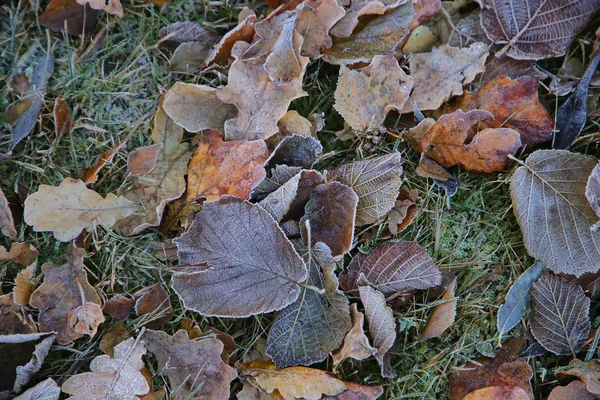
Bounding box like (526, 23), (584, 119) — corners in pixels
(510, 150), (600, 276)
(144, 329), (237, 399)
(100, 321), (130, 356)
(548, 380), (596, 400)
(0, 243), (39, 267)
(276, 110), (313, 138)
(68, 302), (104, 338)
(331, 303), (376, 366)
(134, 284), (173, 328)
(462, 386), (530, 400)
(162, 83), (236, 133)
(334, 55), (413, 132)
(341, 241), (441, 295)
(401, 43), (488, 112)
(158, 21), (221, 49)
(13, 263), (38, 307)
(252, 165), (304, 201)
(296, 0), (346, 57)
(75, 0), (123, 17)
(53, 96), (72, 138)
(13, 378), (60, 400)
(557, 359), (600, 396)
(497, 261), (544, 339)
(82, 141), (126, 184)
(321, 385), (383, 400)
(480, 55), (545, 83)
(0, 294), (34, 335)
(265, 134), (323, 170)
(415, 154), (458, 197)
(172, 196), (307, 317)
(266, 242), (351, 368)
(555, 50), (600, 149)
(421, 278), (456, 340)
(103, 295), (134, 321)
(217, 41), (307, 140)
(39, 0), (99, 36)
(530, 273), (590, 356)
(169, 42), (213, 72)
(447, 11), (488, 48)
(479, 0), (600, 60)
(29, 246), (103, 344)
(61, 337), (150, 400)
(330, 0), (406, 38)
(405, 109), (521, 174)
(328, 153), (403, 226)
(586, 163), (600, 230)
(360, 285), (396, 378)
(386, 186), (418, 234)
(0, 188), (17, 240)
(204, 12), (258, 68)
(300, 182), (358, 258)
(115, 103), (193, 236)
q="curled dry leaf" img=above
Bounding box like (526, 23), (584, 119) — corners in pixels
(0, 243), (38, 267)
(401, 43), (488, 112)
(530, 273), (590, 356)
(334, 55), (413, 132)
(204, 11), (257, 68)
(39, 0), (99, 36)
(144, 329), (237, 400)
(415, 154), (458, 197)
(386, 186), (418, 234)
(82, 141), (127, 184)
(217, 41), (307, 141)
(61, 337), (149, 400)
(421, 278), (456, 340)
(405, 109), (521, 174)
(13, 378), (60, 400)
(24, 177), (136, 242)
(341, 241), (440, 294)
(13, 263), (38, 307)
(75, 0), (122, 17)
(462, 386), (530, 400)
(0, 188), (17, 241)
(328, 153), (403, 226)
(29, 247), (103, 344)
(103, 294), (134, 321)
(331, 303), (376, 366)
(556, 359), (600, 396)
(330, 0), (406, 38)
(134, 284), (173, 328)
(300, 182), (358, 258)
(172, 197), (307, 317)
(548, 380), (596, 400)
(510, 150), (600, 276)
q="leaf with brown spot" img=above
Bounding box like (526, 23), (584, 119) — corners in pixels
(0, 188), (17, 241)
(331, 303), (376, 366)
(217, 41), (307, 141)
(405, 109), (521, 174)
(53, 96), (72, 138)
(330, 0), (407, 38)
(144, 329), (237, 400)
(39, 0), (99, 36)
(300, 182), (358, 258)
(204, 11), (257, 68)
(134, 284), (173, 328)
(548, 380), (596, 400)
(75, 0), (122, 17)
(13, 263), (39, 307)
(0, 243), (39, 267)
(334, 55), (412, 132)
(29, 247), (103, 344)
(68, 302), (104, 338)
(328, 153), (403, 226)
(463, 386), (530, 400)
(386, 186), (418, 234)
(420, 278), (456, 340)
(103, 295), (134, 321)
(82, 141), (127, 184)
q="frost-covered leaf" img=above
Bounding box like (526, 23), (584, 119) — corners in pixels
(586, 163), (600, 230)
(13, 263), (38, 307)
(134, 284), (173, 328)
(386, 185), (418, 234)
(0, 188), (17, 241)
(462, 386), (530, 400)
(265, 134), (323, 170)
(172, 197), (307, 317)
(556, 359), (600, 396)
(530, 273), (590, 356)
(251, 165), (303, 201)
(329, 153), (403, 226)
(61, 337), (149, 400)
(204, 12), (257, 68)
(103, 295), (133, 321)
(0, 243), (38, 267)
(497, 262), (544, 339)
(421, 278), (456, 340)
(144, 329), (237, 400)
(331, 303), (376, 366)
(296, 0), (346, 57)
(266, 242), (351, 368)
(330, 0), (407, 38)
(75, 0), (122, 17)
(13, 378), (60, 400)
(548, 381), (596, 400)
(510, 150), (600, 276)
(68, 302), (104, 339)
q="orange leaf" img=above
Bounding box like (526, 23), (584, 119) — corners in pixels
(82, 141), (127, 184)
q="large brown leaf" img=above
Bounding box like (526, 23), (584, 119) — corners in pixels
(172, 197), (307, 317)
(39, 0), (99, 36)
(144, 329), (237, 399)
(479, 0), (600, 60)
(510, 150), (600, 276)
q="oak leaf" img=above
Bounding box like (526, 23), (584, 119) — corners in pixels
(13, 263), (38, 307)
(68, 302), (104, 338)
(0, 188), (17, 240)
(204, 11), (257, 68)
(75, 0), (122, 17)
(556, 359), (600, 396)
(331, 303), (376, 366)
(296, 0), (346, 57)
(420, 278), (456, 340)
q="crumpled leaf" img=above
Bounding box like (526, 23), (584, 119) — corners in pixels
(359, 285), (396, 378)
(462, 386), (530, 400)
(341, 241), (441, 294)
(300, 182), (358, 258)
(556, 359), (600, 396)
(479, 0), (600, 60)
(530, 273), (590, 356)
(115, 103), (193, 236)
(265, 134), (323, 170)
(162, 83), (236, 133)
(204, 11), (257, 68)
(266, 242), (351, 368)
(510, 150), (600, 276)
(386, 186), (418, 234)
(103, 295), (134, 321)
(0, 188), (17, 240)
(497, 261), (544, 339)
(13, 263), (38, 307)
(296, 0), (346, 57)
(415, 154), (458, 197)
(134, 284), (173, 328)
(82, 141), (127, 184)
(75, 0), (122, 17)
(29, 247), (103, 344)
(172, 196), (307, 317)
(144, 329), (237, 400)
(405, 109), (521, 174)
(61, 337), (149, 400)
(548, 380), (596, 400)
(0, 243), (38, 267)
(420, 278), (456, 340)
(13, 378), (60, 400)
(68, 302), (104, 339)
(330, 0), (407, 38)
(328, 153), (403, 226)
(400, 43), (488, 112)
(217, 41), (307, 140)
(331, 303), (376, 366)
(334, 55), (412, 132)
(39, 0), (99, 36)
(24, 177), (136, 242)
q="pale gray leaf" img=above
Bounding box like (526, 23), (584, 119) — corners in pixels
(586, 163), (600, 229)
(13, 335), (54, 393)
(173, 196), (307, 317)
(265, 134), (323, 170)
(158, 21), (221, 49)
(13, 378), (59, 400)
(250, 165), (303, 201)
(530, 273), (590, 355)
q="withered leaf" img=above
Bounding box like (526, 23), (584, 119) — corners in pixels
(334, 55), (412, 132)
(204, 12), (257, 68)
(217, 41), (307, 141)
(386, 185), (418, 234)
(548, 381), (596, 400)
(61, 337), (149, 400)
(39, 0), (99, 36)
(556, 359), (600, 396)
(530, 273), (590, 356)
(481, 55), (545, 84)
(341, 241), (441, 295)
(103, 295), (134, 321)
(172, 197), (307, 317)
(415, 154), (458, 197)
(401, 43), (488, 112)
(158, 21), (221, 49)
(169, 42), (212, 72)
(296, 0), (346, 56)
(115, 103), (192, 236)
(68, 302), (104, 339)
(99, 321), (130, 357)
(0, 188), (17, 241)
(82, 141), (127, 184)
(29, 247), (103, 344)
(462, 386), (530, 400)
(330, 0), (406, 38)
(144, 329), (237, 400)
(479, 0), (600, 60)
(265, 134), (323, 170)
(331, 303), (376, 366)
(13, 378), (60, 400)
(329, 153), (403, 227)
(360, 285), (396, 378)
(251, 165), (303, 201)
(276, 110), (313, 139)
(510, 150), (600, 276)
(53, 96), (72, 138)
(13, 263), (38, 307)
(134, 284), (173, 328)
(420, 278), (456, 340)
(586, 163), (600, 230)
(24, 178), (136, 242)
(162, 83), (235, 133)
(75, 0), (122, 17)
(300, 182), (358, 258)
(0, 243), (38, 267)
(266, 242), (351, 368)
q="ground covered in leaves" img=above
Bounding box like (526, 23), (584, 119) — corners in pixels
(1, 0), (600, 399)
